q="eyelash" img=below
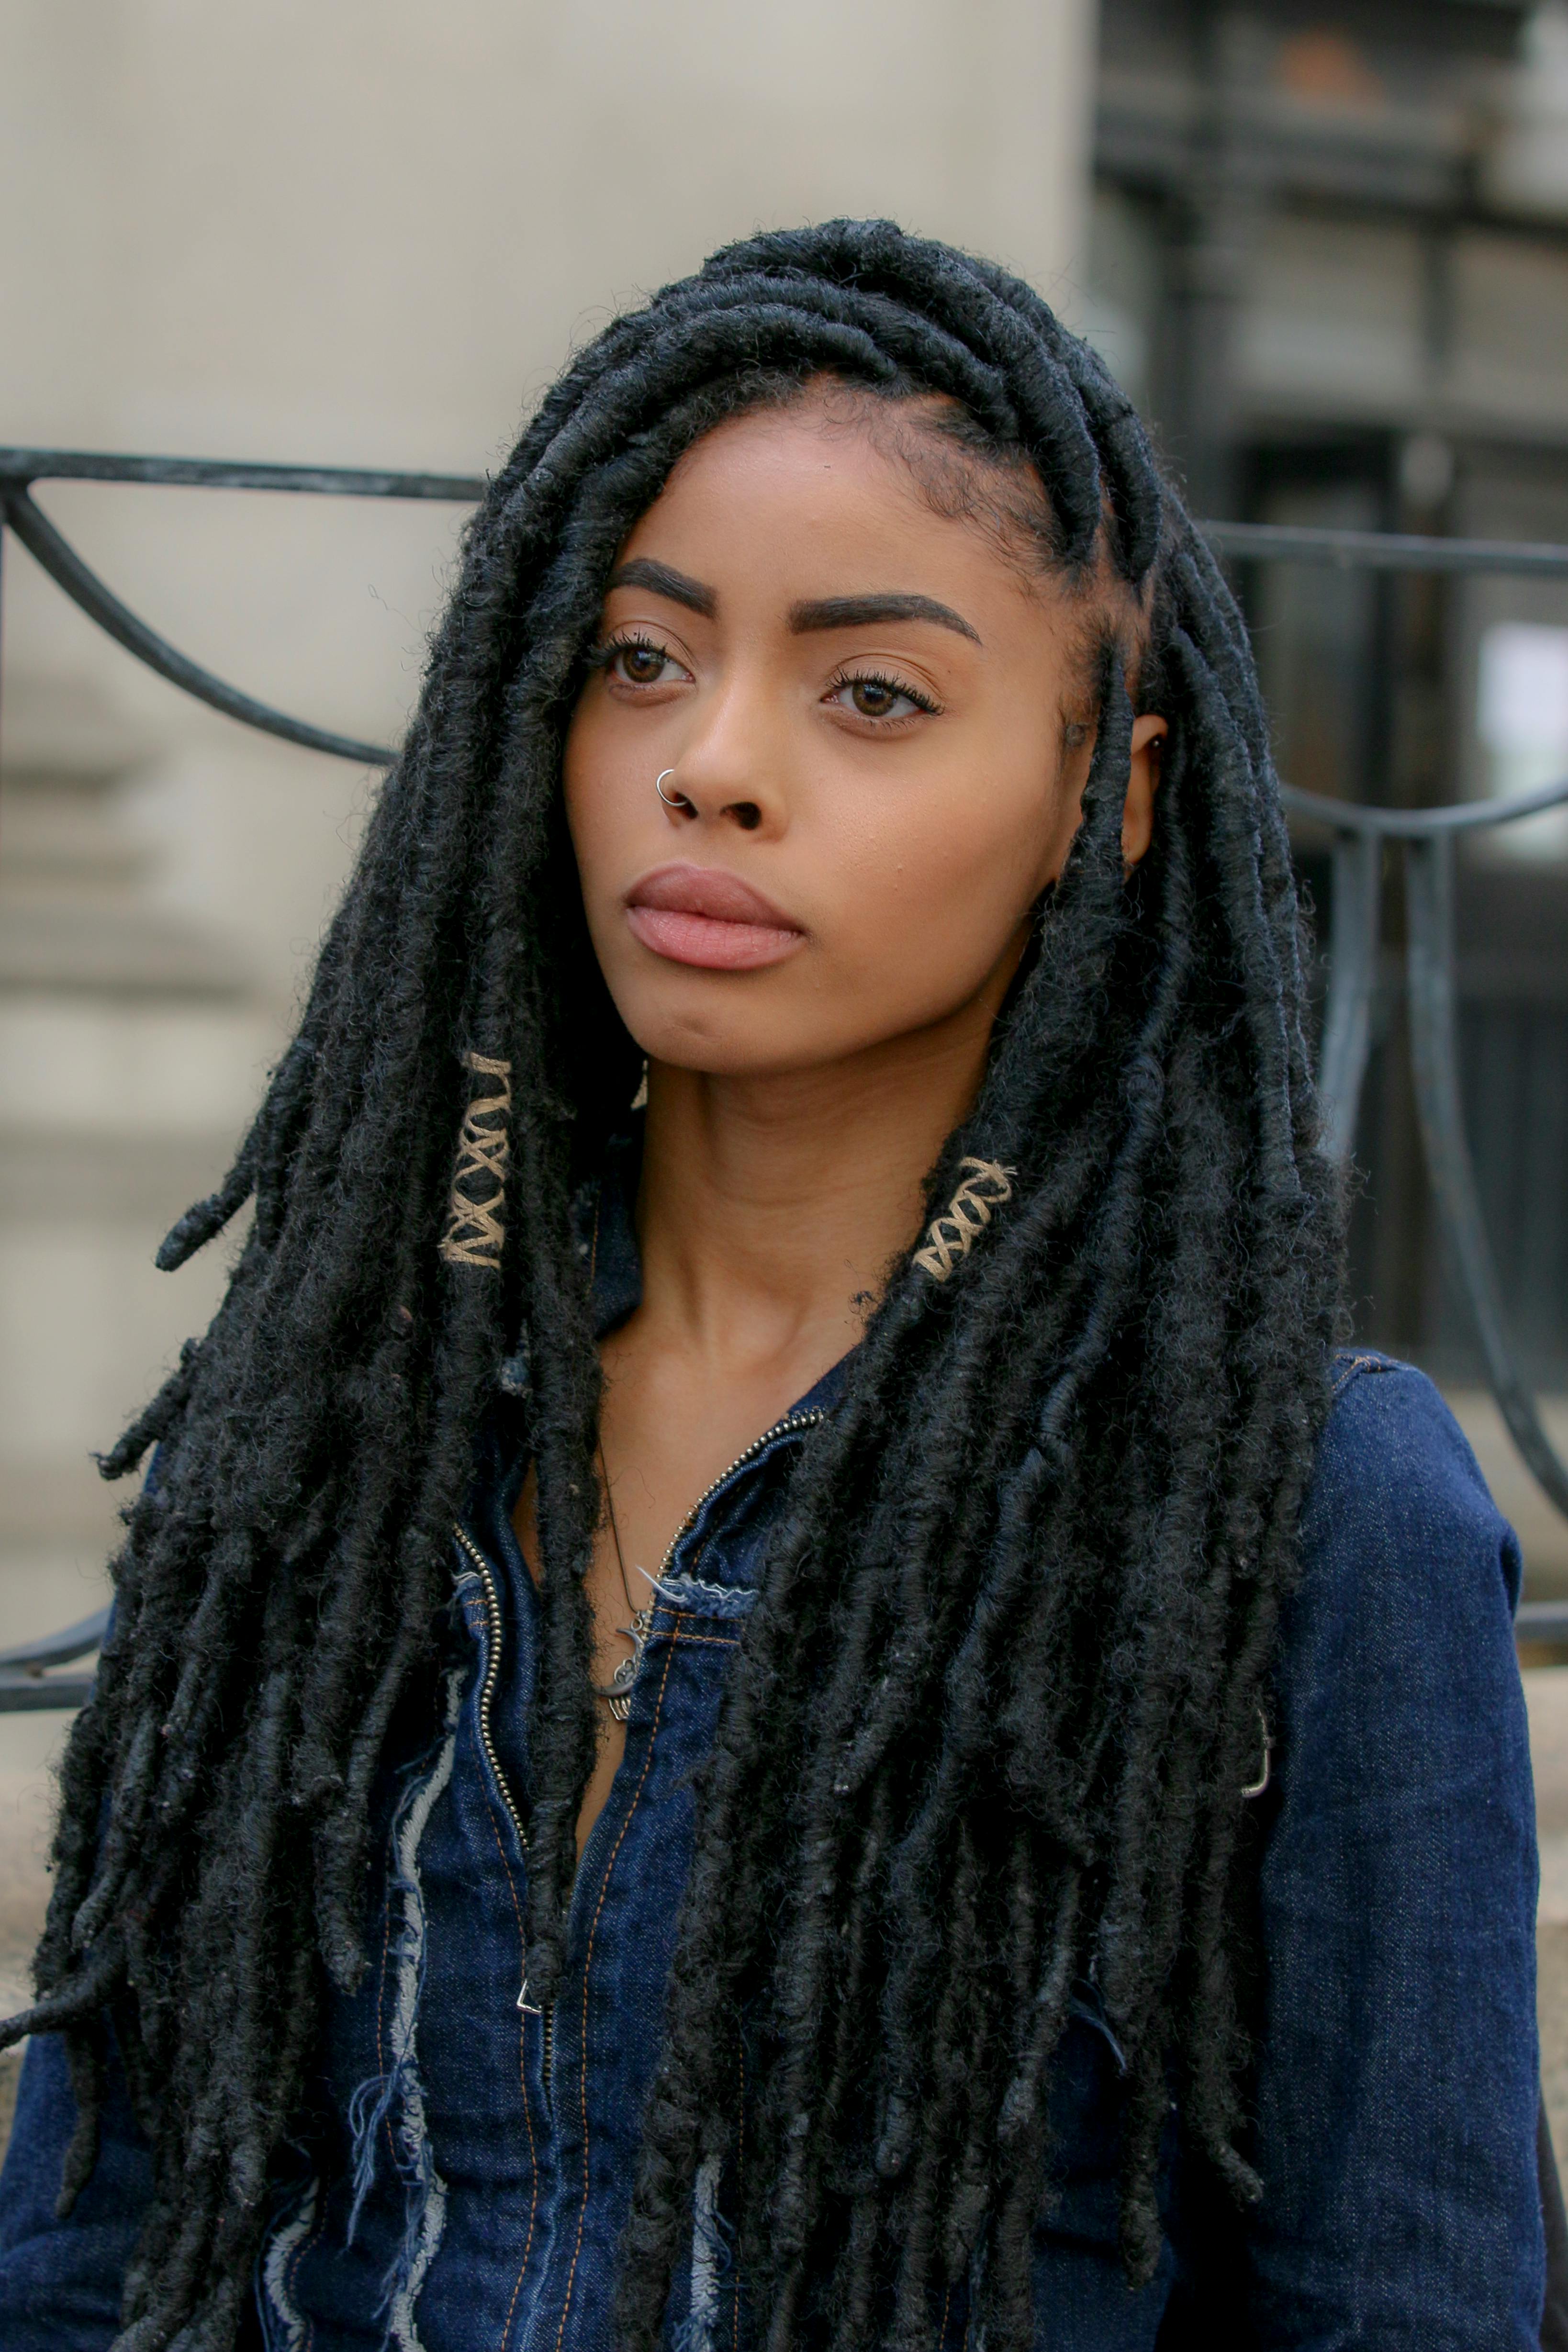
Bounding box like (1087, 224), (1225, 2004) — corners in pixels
(826, 665), (943, 718)
(586, 635), (943, 719)
(585, 630), (680, 676)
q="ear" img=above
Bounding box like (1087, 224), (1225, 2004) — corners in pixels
(1122, 714), (1167, 868)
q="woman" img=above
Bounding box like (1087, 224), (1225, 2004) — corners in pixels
(0, 222), (1541, 2350)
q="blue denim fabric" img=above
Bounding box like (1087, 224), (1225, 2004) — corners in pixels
(0, 1148), (1544, 2348)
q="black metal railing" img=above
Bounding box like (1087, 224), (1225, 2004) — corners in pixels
(1204, 517), (1568, 1647)
(5, 453), (1568, 1702)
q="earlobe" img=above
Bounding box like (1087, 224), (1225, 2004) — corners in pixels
(1121, 714), (1167, 869)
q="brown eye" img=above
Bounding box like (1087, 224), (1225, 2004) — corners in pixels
(615, 642), (673, 686)
(827, 672), (937, 722)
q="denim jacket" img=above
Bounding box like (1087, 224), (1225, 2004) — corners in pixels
(0, 1144), (1544, 2349)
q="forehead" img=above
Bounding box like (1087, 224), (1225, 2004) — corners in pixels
(613, 396), (1045, 613)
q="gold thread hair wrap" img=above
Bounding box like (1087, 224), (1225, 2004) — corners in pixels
(914, 1158), (1015, 1282)
(438, 1051), (513, 1270)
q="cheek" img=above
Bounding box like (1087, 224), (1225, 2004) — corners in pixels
(563, 706), (640, 917)
(562, 765), (596, 910)
(562, 706), (606, 867)
(819, 740), (1064, 990)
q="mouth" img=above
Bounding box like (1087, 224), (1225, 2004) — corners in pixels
(624, 862), (807, 973)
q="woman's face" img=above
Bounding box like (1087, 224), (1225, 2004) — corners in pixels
(564, 395), (1163, 1078)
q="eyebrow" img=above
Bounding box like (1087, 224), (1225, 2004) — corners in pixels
(788, 592), (982, 647)
(603, 558), (717, 617)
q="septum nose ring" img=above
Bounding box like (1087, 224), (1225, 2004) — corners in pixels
(654, 769), (688, 811)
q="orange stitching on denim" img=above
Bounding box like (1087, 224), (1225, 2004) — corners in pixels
(454, 1579), (538, 2341)
(733, 2038), (745, 2352)
(1332, 1349), (1385, 1400)
(669, 1625), (740, 1649)
(552, 1635), (679, 2352)
(373, 1872), (396, 2172)
(286, 2236), (313, 2352)
(284, 2189), (325, 2352)
(937, 2281), (952, 2350)
(266, 2169), (328, 2351)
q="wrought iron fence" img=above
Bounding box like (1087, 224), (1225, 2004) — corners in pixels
(4, 450), (1568, 1704)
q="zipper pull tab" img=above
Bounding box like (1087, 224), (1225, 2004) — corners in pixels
(518, 1978), (541, 2015)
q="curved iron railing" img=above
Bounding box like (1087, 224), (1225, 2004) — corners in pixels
(5, 455), (1568, 1696)
(0, 449), (482, 763)
(0, 1608), (109, 1711)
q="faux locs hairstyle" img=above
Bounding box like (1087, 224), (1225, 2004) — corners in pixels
(9, 222), (1341, 2351)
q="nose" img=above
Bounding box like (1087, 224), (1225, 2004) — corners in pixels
(657, 678), (786, 836)
(655, 767), (766, 834)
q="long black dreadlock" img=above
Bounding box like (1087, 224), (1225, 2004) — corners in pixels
(4, 220), (1340, 2351)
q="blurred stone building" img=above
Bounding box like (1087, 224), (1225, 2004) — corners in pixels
(6, 0), (1568, 2152)
(0, 1), (1096, 1703)
(11, 0), (1568, 1673)
(1080, 6), (1568, 1574)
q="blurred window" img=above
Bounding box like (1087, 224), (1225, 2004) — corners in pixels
(1238, 214), (1425, 412)
(1249, 471), (1384, 805)
(1450, 234), (1568, 429)
(1459, 459), (1568, 862)
(1477, 622), (1568, 856)
(1077, 184), (1160, 414)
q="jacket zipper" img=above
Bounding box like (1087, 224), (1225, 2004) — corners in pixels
(453, 1524), (528, 1856)
(451, 1409), (822, 2104)
(569, 1407), (824, 2099)
(587, 1410), (828, 1722)
(651, 1409), (825, 1586)
(452, 1522), (550, 2091)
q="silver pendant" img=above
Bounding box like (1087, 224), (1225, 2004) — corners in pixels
(596, 1605), (652, 1722)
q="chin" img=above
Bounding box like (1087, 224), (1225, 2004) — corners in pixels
(611, 968), (776, 1064)
(635, 1027), (819, 1080)
(619, 995), (841, 1081)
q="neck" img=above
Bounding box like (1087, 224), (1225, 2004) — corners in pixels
(633, 982), (1006, 1386)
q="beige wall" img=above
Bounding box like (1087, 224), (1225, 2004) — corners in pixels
(0, 0), (1098, 1752)
(2, 0), (1096, 997)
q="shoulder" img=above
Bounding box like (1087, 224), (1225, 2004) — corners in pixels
(1303, 1347), (1522, 1611)
(1248, 1357), (1541, 2334)
(1281, 1348), (1525, 1763)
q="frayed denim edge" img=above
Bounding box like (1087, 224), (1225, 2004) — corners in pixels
(650, 1574), (756, 1622)
(258, 2177), (319, 2350)
(671, 2153), (730, 2352)
(345, 1666), (466, 2352)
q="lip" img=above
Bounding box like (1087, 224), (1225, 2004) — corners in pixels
(623, 862), (807, 972)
